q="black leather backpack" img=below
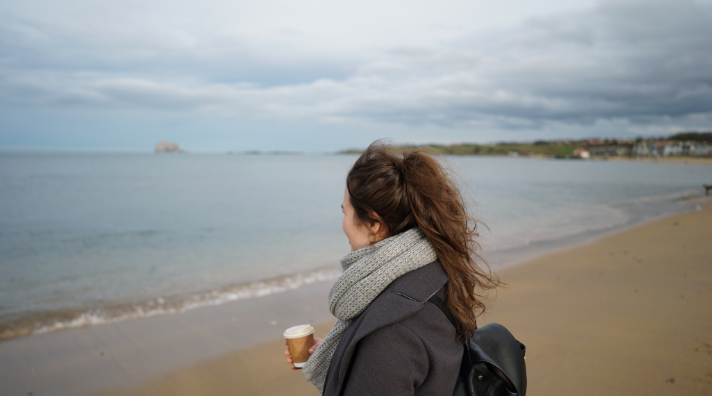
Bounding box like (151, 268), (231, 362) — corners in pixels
(428, 295), (527, 396)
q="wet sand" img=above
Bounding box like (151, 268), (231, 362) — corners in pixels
(2, 201), (711, 396)
(0, 279), (336, 396)
(98, 322), (334, 396)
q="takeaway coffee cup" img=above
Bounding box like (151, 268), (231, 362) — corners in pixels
(284, 324), (315, 368)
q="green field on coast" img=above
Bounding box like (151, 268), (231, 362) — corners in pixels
(339, 131), (712, 159)
(341, 141), (606, 157)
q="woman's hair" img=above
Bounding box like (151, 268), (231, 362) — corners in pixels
(346, 140), (501, 339)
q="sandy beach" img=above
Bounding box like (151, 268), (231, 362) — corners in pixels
(2, 200), (710, 396)
(485, 199), (712, 395)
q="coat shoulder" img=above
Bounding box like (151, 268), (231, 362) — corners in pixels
(386, 260), (449, 302)
(337, 261), (461, 396)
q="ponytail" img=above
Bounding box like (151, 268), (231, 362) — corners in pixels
(346, 140), (501, 338)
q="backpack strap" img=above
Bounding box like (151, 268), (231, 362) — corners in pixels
(427, 294), (456, 326)
(427, 294), (478, 331)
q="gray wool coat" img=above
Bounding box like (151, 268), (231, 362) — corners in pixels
(322, 261), (462, 396)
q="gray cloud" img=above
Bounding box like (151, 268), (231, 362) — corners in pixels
(1, 0), (711, 135)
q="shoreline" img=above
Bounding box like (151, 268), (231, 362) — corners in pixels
(2, 187), (706, 345)
(0, 265), (342, 343)
(486, 192), (706, 269)
(1, 199), (708, 395)
(602, 156), (712, 166)
(0, 279), (337, 396)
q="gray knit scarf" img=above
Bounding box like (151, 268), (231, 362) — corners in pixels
(302, 227), (438, 393)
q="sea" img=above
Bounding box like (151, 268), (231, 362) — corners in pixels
(0, 152), (709, 340)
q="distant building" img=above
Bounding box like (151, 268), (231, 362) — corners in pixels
(633, 140), (711, 157)
(588, 146), (628, 157)
(573, 148), (590, 158)
(693, 144), (712, 156)
(634, 141), (655, 156)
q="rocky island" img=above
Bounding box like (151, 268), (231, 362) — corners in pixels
(155, 141), (182, 153)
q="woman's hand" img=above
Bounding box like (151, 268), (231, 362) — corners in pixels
(284, 337), (324, 370)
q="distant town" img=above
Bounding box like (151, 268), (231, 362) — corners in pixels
(340, 131), (712, 158)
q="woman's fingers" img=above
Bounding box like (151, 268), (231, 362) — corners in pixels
(285, 344), (296, 369)
(309, 337), (324, 354)
(285, 350), (297, 369)
(286, 356), (297, 370)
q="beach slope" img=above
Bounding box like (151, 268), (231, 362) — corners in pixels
(486, 201), (712, 395)
(94, 201), (712, 396)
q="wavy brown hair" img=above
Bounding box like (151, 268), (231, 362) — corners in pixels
(346, 141), (501, 339)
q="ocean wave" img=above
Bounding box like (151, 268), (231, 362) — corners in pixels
(483, 205), (629, 253)
(483, 188), (704, 254)
(0, 266), (341, 342)
(610, 188), (704, 206)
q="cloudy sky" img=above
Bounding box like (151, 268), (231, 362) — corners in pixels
(1, 0), (711, 151)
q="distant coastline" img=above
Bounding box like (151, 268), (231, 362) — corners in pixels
(339, 131), (712, 161)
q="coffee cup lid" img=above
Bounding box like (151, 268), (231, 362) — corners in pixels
(284, 324), (314, 338)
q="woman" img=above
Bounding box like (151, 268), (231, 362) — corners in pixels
(285, 141), (500, 395)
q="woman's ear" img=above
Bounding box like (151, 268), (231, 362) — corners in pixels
(370, 221), (382, 237)
(368, 216), (387, 243)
